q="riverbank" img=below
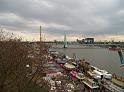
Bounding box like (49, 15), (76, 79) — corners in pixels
(52, 46), (124, 77)
(42, 50), (124, 92)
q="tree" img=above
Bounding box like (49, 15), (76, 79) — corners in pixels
(0, 31), (49, 92)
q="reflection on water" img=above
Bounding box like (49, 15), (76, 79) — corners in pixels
(52, 44), (124, 77)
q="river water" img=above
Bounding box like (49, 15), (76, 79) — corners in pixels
(52, 44), (124, 77)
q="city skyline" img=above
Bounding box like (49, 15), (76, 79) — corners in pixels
(0, 0), (124, 41)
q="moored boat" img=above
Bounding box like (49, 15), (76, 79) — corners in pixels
(76, 73), (85, 80)
(112, 78), (124, 88)
(82, 77), (99, 89)
(63, 63), (75, 70)
(112, 74), (124, 88)
(70, 70), (77, 77)
(89, 66), (112, 79)
(70, 70), (85, 80)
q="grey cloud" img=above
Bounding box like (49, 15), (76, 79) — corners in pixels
(0, 0), (124, 39)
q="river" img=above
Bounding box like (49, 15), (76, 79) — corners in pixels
(52, 44), (124, 77)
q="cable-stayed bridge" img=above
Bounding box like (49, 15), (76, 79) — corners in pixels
(44, 42), (124, 49)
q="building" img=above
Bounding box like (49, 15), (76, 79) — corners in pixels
(84, 38), (94, 44)
(77, 38), (94, 44)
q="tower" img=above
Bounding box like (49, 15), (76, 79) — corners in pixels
(40, 25), (42, 56)
(118, 50), (124, 69)
(64, 34), (67, 48)
(40, 26), (42, 42)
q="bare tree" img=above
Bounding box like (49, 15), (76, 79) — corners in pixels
(0, 31), (49, 92)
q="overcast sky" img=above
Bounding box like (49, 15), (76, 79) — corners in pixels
(0, 0), (124, 41)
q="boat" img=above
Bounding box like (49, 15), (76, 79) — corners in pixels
(109, 47), (119, 51)
(108, 45), (119, 51)
(112, 78), (124, 88)
(82, 77), (99, 89)
(112, 74), (124, 89)
(99, 70), (112, 79)
(76, 73), (85, 80)
(70, 70), (77, 77)
(56, 59), (66, 65)
(70, 70), (85, 80)
(108, 46), (124, 51)
(93, 70), (103, 79)
(63, 63), (75, 70)
(90, 66), (112, 79)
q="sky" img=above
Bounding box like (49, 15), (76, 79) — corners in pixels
(0, 0), (124, 41)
